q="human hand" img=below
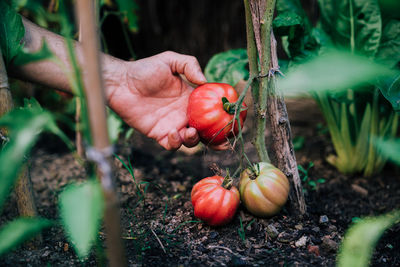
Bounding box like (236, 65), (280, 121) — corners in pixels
(105, 51), (210, 150)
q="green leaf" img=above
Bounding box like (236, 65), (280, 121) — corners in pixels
(0, 1), (25, 66)
(13, 40), (55, 66)
(0, 217), (53, 256)
(205, 49), (249, 86)
(318, 0), (382, 57)
(279, 50), (396, 96)
(377, 73), (400, 111)
(0, 99), (73, 210)
(115, 0), (140, 33)
(59, 180), (104, 259)
(372, 137), (400, 165)
(375, 19), (400, 68)
(337, 210), (400, 267)
(273, 11), (303, 37)
(0, 107), (51, 210)
(107, 108), (123, 144)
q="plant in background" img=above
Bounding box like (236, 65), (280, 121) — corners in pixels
(298, 162), (326, 191)
(273, 0), (400, 177)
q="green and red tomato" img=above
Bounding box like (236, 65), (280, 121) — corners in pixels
(239, 162), (290, 217)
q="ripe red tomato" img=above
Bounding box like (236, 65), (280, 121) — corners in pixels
(239, 162), (290, 217)
(187, 83), (247, 145)
(191, 175), (240, 226)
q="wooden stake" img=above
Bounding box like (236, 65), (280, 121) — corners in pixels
(75, 1), (126, 266)
(0, 50), (41, 246)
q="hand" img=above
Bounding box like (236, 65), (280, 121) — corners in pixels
(105, 51), (207, 150)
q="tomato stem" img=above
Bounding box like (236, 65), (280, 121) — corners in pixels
(222, 97), (236, 115)
(222, 172), (233, 190)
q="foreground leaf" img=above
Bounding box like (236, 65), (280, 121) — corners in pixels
(372, 137), (400, 165)
(13, 40), (55, 66)
(278, 50), (396, 96)
(0, 1), (25, 66)
(0, 99), (73, 210)
(337, 210), (400, 267)
(59, 180), (104, 259)
(0, 217), (53, 256)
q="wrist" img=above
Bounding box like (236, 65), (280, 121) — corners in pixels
(102, 54), (128, 104)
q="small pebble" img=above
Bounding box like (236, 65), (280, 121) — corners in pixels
(295, 236), (308, 247)
(319, 215), (329, 224)
(321, 236), (338, 252)
(266, 224), (279, 239)
(308, 245), (320, 256)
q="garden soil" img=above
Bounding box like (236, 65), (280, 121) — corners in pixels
(1, 97), (400, 266)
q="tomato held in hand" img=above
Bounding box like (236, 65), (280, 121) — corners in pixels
(239, 162), (290, 217)
(191, 175), (240, 226)
(187, 83), (247, 145)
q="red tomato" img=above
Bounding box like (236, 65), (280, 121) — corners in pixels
(187, 83), (247, 145)
(191, 175), (240, 226)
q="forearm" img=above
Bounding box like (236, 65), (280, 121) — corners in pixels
(9, 18), (124, 97)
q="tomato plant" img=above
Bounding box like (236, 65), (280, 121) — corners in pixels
(191, 175), (240, 226)
(187, 83), (247, 145)
(239, 162), (290, 217)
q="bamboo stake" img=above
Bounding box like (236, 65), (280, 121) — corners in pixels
(244, 0), (306, 215)
(75, 1), (126, 266)
(0, 50), (41, 246)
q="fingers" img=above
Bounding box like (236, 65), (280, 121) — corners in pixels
(160, 51), (207, 85)
(166, 129), (183, 151)
(160, 128), (200, 151)
(181, 127), (200, 148)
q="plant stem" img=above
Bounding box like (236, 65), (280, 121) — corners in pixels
(244, 0), (270, 163)
(75, 1), (126, 266)
(245, 0), (306, 215)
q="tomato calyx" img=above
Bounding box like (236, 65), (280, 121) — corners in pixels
(221, 173), (234, 190)
(247, 163), (261, 180)
(222, 97), (246, 115)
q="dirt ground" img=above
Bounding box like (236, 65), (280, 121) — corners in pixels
(1, 98), (400, 266)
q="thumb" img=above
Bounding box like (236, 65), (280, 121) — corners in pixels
(161, 51), (207, 85)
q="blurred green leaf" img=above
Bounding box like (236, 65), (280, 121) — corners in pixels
(0, 99), (73, 210)
(115, 0), (139, 33)
(205, 49), (249, 86)
(338, 210), (400, 267)
(318, 0), (382, 57)
(0, 107), (51, 210)
(59, 179), (104, 259)
(13, 40), (55, 66)
(278, 50), (396, 96)
(292, 136), (305, 150)
(107, 108), (123, 144)
(375, 19), (400, 68)
(0, 1), (25, 66)
(0, 217), (53, 256)
(372, 137), (400, 165)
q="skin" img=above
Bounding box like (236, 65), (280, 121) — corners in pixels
(9, 18), (228, 150)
